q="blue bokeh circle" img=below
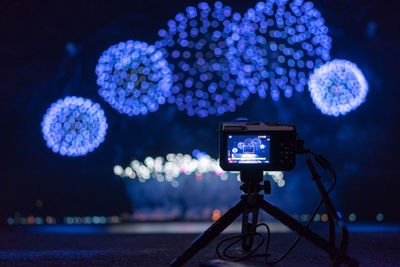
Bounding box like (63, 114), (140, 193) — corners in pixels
(41, 96), (108, 157)
(156, 1), (251, 117)
(96, 40), (173, 116)
(308, 59), (368, 116)
(225, 0), (332, 101)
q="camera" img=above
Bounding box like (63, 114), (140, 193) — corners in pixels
(219, 122), (297, 171)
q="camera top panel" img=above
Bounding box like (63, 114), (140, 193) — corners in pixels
(221, 122), (296, 133)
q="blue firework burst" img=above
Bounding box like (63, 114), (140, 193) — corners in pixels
(156, 1), (251, 117)
(225, 0), (332, 101)
(308, 59), (368, 116)
(96, 40), (172, 116)
(41, 96), (108, 156)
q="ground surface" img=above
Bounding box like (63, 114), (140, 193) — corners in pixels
(1, 224), (400, 266)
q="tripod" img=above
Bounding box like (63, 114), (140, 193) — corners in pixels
(170, 169), (359, 266)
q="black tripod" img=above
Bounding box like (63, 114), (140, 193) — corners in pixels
(170, 169), (359, 266)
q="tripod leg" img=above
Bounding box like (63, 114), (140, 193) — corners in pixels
(259, 199), (359, 266)
(241, 207), (259, 251)
(170, 200), (246, 266)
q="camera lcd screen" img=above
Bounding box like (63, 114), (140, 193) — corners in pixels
(227, 135), (270, 164)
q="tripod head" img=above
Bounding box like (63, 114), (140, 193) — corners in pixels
(239, 170), (271, 196)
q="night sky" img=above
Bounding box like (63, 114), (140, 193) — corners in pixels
(1, 0), (399, 223)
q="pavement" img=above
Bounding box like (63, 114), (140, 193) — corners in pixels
(1, 223), (400, 266)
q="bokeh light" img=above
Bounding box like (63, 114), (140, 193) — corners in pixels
(115, 151), (285, 220)
(348, 213), (357, 222)
(96, 40), (173, 116)
(156, 2), (252, 117)
(41, 96), (108, 156)
(115, 152), (224, 183)
(308, 59), (368, 116)
(226, 0), (332, 100)
(114, 150), (285, 186)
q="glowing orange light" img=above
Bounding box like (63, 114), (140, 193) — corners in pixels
(27, 215), (35, 224)
(111, 216), (120, 223)
(35, 200), (43, 208)
(212, 209), (221, 221)
(195, 173), (203, 181)
(321, 214), (328, 222)
(45, 216), (53, 224)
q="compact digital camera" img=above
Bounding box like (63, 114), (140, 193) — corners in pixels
(219, 122), (298, 171)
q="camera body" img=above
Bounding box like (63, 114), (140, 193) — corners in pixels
(219, 122), (297, 172)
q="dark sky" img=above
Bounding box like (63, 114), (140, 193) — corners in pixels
(1, 0), (399, 222)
